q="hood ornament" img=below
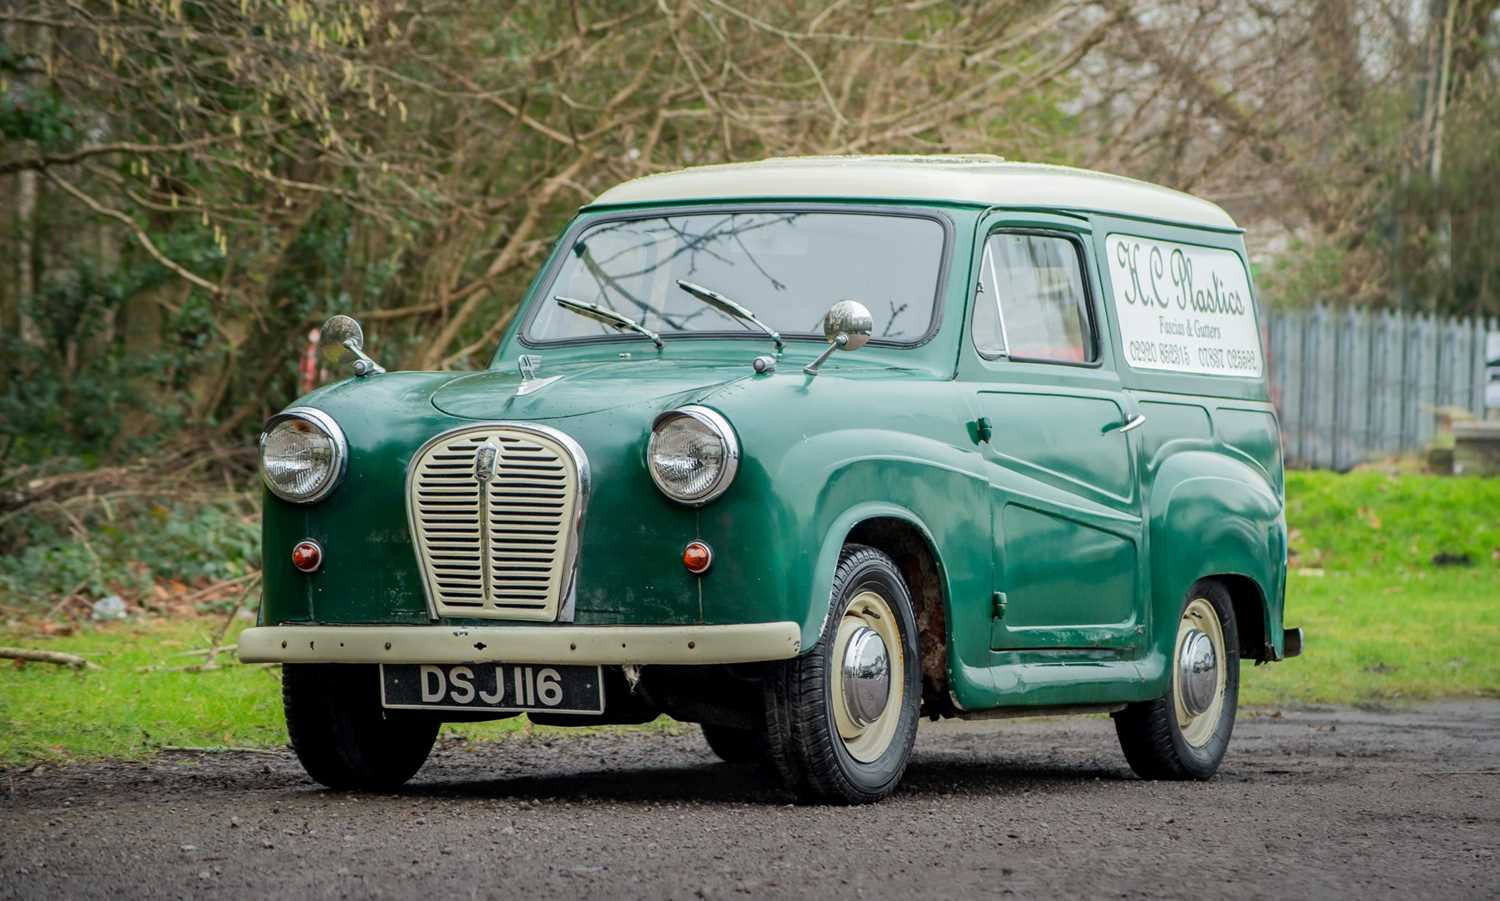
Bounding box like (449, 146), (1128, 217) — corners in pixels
(515, 354), (562, 397)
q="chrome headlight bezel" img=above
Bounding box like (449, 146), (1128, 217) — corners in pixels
(258, 406), (348, 504)
(647, 405), (740, 506)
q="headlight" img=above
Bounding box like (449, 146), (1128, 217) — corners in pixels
(648, 406), (739, 505)
(259, 408), (347, 504)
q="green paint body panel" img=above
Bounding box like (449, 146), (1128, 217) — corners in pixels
(261, 194), (1290, 715)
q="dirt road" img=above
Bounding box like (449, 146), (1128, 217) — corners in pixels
(3, 701), (1497, 900)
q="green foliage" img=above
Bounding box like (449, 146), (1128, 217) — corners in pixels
(0, 264), (172, 463)
(0, 223), (245, 463)
(1257, 236), (1348, 308)
(0, 82), (76, 147)
(0, 496), (260, 609)
(1388, 93), (1500, 315)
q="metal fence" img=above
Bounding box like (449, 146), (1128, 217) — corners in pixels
(1266, 306), (1497, 470)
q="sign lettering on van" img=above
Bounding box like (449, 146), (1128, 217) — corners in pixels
(1105, 235), (1263, 378)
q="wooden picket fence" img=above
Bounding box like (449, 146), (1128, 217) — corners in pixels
(1265, 306), (1497, 470)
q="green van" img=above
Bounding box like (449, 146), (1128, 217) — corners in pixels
(240, 155), (1301, 803)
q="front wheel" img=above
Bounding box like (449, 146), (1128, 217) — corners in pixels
(283, 664), (440, 790)
(1113, 580), (1240, 780)
(763, 544), (921, 804)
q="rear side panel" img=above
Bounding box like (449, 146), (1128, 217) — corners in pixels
(1088, 216), (1288, 670)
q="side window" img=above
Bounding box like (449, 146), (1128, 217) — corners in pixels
(971, 232), (1097, 364)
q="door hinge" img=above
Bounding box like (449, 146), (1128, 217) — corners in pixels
(973, 416), (993, 444)
(991, 591), (1007, 620)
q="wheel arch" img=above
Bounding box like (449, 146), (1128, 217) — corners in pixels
(805, 504), (957, 713)
(1148, 454), (1287, 671)
(1201, 572), (1272, 663)
(844, 514), (954, 717)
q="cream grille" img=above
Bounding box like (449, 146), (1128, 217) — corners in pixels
(407, 425), (584, 621)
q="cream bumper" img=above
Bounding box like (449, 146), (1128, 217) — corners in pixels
(238, 622), (802, 666)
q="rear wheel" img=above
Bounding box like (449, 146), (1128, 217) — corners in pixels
(283, 664), (439, 790)
(1113, 580), (1239, 780)
(763, 544), (920, 804)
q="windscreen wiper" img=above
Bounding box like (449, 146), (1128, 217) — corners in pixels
(676, 280), (783, 351)
(554, 296), (663, 348)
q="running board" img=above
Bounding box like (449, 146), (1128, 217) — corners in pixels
(956, 703), (1126, 721)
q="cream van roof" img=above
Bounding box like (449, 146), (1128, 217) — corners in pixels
(590, 155), (1238, 230)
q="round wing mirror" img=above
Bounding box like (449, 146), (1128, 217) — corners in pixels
(805, 300), (874, 374)
(318, 315), (385, 377)
(319, 315), (365, 364)
(822, 300), (873, 350)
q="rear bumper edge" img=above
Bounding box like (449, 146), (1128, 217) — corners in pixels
(238, 622), (802, 665)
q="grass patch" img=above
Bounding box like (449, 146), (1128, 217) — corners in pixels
(1282, 468), (1500, 572)
(2, 469), (1496, 765)
(1, 620), (288, 764)
(0, 619), (679, 766)
(1242, 567), (1499, 706)
(1243, 468), (1500, 706)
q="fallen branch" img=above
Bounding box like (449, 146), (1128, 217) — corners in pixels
(168, 644), (239, 659)
(43, 582), (91, 620)
(158, 745), (287, 757)
(137, 660), (277, 674)
(0, 647), (100, 670)
(141, 661), (226, 673)
(178, 572), (260, 607)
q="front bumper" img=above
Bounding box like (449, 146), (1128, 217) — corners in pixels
(238, 622), (802, 666)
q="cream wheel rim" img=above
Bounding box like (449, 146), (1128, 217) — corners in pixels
(1173, 597), (1227, 748)
(830, 589), (904, 763)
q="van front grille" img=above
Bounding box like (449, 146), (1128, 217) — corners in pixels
(407, 425), (586, 621)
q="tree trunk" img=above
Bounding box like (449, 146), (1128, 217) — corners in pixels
(116, 281), (169, 443)
(7, 21), (45, 350)
(15, 169), (41, 349)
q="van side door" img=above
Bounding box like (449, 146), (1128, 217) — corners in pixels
(961, 211), (1147, 653)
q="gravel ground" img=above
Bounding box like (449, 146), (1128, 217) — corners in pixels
(2, 701), (1498, 900)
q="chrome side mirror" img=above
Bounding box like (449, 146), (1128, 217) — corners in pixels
(319, 315), (385, 377)
(804, 300), (874, 375)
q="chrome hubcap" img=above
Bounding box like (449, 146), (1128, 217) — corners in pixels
(832, 590), (904, 763)
(840, 626), (891, 727)
(1178, 628), (1218, 716)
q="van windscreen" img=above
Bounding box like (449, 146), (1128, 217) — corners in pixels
(525, 211), (945, 345)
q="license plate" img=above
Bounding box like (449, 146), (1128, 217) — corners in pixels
(380, 663), (604, 715)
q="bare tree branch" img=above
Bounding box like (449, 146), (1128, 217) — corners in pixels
(44, 169), (222, 296)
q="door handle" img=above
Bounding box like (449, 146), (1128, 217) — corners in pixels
(973, 416), (993, 443)
(1116, 413), (1146, 434)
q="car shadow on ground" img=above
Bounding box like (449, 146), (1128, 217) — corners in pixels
(399, 755), (1133, 805)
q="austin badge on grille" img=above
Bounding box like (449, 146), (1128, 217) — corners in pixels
(473, 438), (501, 484)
